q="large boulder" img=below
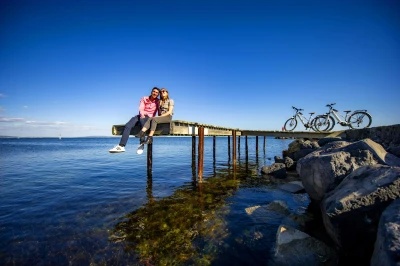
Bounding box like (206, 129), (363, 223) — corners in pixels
(297, 138), (400, 201)
(321, 165), (400, 264)
(370, 198), (400, 266)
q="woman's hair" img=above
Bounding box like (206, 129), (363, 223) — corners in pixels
(160, 88), (169, 103)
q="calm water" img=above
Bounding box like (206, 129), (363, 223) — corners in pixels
(0, 136), (310, 265)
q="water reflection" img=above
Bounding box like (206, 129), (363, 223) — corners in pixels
(111, 175), (240, 265)
(110, 136), (284, 265)
(111, 150), (264, 265)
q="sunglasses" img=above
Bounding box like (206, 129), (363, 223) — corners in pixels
(161, 90), (168, 93)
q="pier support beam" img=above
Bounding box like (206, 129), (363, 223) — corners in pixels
(191, 135), (196, 182)
(227, 135), (231, 161)
(232, 130), (237, 165)
(197, 127), (204, 182)
(256, 136), (259, 154)
(263, 136), (266, 152)
(147, 143), (153, 172)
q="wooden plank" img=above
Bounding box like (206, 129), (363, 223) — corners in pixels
(111, 119), (332, 138)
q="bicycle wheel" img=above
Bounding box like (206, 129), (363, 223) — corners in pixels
(284, 117), (297, 131)
(326, 116), (336, 131)
(309, 117), (318, 132)
(314, 115), (332, 132)
(347, 111), (372, 129)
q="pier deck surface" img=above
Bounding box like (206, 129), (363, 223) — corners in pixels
(112, 120), (332, 139)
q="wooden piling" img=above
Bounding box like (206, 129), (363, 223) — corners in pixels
(256, 136), (259, 154)
(191, 135), (196, 182)
(232, 130), (237, 165)
(227, 135), (231, 161)
(213, 136), (216, 159)
(263, 136), (266, 152)
(147, 143), (153, 172)
(197, 127), (204, 182)
(245, 135), (248, 157)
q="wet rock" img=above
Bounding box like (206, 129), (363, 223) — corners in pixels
(245, 201), (290, 224)
(273, 225), (338, 266)
(279, 181), (305, 193)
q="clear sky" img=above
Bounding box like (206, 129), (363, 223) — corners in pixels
(1, 0), (399, 137)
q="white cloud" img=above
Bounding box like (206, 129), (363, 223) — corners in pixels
(23, 106), (28, 108)
(0, 117), (25, 122)
(25, 121), (68, 126)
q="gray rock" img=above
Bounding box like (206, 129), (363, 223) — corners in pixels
(321, 165), (400, 263)
(274, 155), (285, 164)
(293, 148), (315, 161)
(318, 137), (344, 147)
(297, 138), (400, 201)
(261, 163), (287, 178)
(300, 140), (320, 150)
(371, 198), (400, 266)
(388, 146), (400, 159)
(285, 156), (295, 170)
(288, 139), (305, 154)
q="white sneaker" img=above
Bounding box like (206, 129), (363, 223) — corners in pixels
(109, 145), (125, 153)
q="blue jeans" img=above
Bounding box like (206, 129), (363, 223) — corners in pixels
(119, 115), (149, 146)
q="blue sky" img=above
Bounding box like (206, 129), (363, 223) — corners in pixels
(1, 0), (399, 137)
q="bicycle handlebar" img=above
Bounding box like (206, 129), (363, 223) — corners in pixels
(292, 106), (304, 112)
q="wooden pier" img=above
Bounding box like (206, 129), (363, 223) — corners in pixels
(112, 120), (332, 182)
(112, 120), (331, 139)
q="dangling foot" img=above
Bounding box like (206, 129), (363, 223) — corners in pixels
(135, 131), (145, 138)
(109, 145), (125, 153)
(136, 131), (146, 144)
(143, 136), (153, 144)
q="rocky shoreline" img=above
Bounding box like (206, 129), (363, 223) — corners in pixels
(258, 125), (400, 265)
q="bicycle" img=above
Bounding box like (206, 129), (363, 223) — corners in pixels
(313, 103), (372, 132)
(283, 106), (319, 131)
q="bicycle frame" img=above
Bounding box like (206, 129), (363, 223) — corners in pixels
(298, 112), (315, 128)
(329, 109), (351, 126)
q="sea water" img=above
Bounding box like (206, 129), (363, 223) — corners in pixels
(0, 136), (310, 265)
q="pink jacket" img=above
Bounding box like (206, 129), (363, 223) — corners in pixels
(138, 96), (159, 117)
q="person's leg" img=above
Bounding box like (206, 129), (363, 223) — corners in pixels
(139, 117), (151, 131)
(143, 116), (172, 144)
(119, 115), (139, 146)
(135, 117), (150, 143)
